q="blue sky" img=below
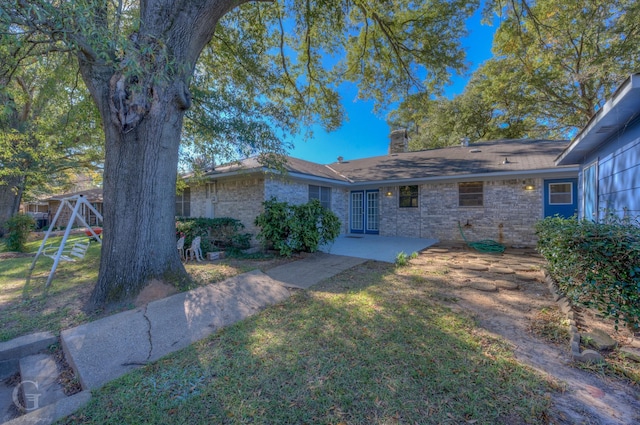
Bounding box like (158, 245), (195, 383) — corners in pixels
(288, 8), (498, 164)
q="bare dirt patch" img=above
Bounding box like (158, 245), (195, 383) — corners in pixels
(411, 243), (640, 425)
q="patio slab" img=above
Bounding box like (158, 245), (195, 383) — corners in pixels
(319, 235), (438, 263)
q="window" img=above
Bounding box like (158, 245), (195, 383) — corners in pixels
(549, 182), (573, 205)
(399, 185), (419, 208)
(459, 182), (483, 207)
(309, 185), (331, 209)
(176, 187), (191, 217)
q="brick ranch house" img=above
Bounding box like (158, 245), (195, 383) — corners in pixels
(185, 135), (579, 248)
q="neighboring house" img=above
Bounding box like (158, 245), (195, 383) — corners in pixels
(187, 134), (579, 247)
(40, 188), (104, 229)
(556, 73), (640, 221)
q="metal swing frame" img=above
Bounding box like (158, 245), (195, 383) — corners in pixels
(27, 194), (103, 288)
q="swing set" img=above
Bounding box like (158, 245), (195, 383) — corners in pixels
(27, 194), (103, 288)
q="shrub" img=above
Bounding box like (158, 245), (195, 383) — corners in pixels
(6, 213), (35, 252)
(254, 198), (341, 257)
(535, 215), (640, 330)
(175, 217), (251, 254)
(395, 251), (418, 267)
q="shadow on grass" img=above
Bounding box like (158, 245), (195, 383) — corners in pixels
(62, 262), (553, 425)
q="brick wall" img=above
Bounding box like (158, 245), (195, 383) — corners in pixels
(379, 179), (543, 247)
(190, 176), (350, 244)
(190, 175), (265, 237)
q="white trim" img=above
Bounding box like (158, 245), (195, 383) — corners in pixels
(548, 182), (574, 205)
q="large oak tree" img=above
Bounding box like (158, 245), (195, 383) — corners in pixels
(1, 0), (477, 304)
(391, 0), (640, 149)
(0, 53), (103, 235)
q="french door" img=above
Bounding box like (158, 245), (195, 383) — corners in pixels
(350, 190), (379, 234)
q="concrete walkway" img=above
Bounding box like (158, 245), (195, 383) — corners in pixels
(62, 252), (363, 392)
(320, 234), (438, 262)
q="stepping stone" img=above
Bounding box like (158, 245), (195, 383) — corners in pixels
(573, 349), (604, 363)
(583, 329), (617, 351)
(495, 280), (520, 290)
(427, 248), (449, 254)
(511, 264), (540, 272)
(469, 281), (497, 292)
(465, 264), (489, 272)
(620, 347), (640, 362)
(516, 273), (539, 281)
(19, 354), (66, 411)
(491, 267), (515, 274)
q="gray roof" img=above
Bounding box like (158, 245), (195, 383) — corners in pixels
(45, 188), (103, 202)
(328, 139), (574, 183)
(204, 156), (350, 182)
(203, 139), (576, 185)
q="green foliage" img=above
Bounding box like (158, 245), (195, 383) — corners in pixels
(254, 198), (341, 257)
(5, 213), (35, 252)
(392, 0), (640, 145)
(395, 251), (418, 267)
(535, 215), (640, 330)
(175, 217), (251, 254)
(486, 0), (640, 136)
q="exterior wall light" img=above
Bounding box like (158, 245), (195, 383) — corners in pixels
(385, 190), (393, 196)
(524, 184), (535, 191)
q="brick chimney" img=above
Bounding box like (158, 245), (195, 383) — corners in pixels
(389, 129), (408, 154)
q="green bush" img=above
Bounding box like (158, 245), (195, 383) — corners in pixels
(535, 215), (640, 330)
(176, 217), (251, 254)
(254, 198), (341, 257)
(6, 213), (35, 252)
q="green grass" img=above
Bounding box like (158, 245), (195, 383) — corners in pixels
(61, 262), (554, 425)
(0, 234), (281, 342)
(0, 235), (103, 341)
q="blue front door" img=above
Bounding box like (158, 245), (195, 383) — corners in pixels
(544, 178), (578, 218)
(350, 190), (379, 234)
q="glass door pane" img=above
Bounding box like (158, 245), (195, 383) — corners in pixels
(366, 191), (379, 233)
(350, 192), (364, 232)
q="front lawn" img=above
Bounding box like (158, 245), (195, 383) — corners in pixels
(61, 262), (554, 425)
(0, 234), (266, 342)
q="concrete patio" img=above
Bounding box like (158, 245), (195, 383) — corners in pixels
(320, 234), (438, 262)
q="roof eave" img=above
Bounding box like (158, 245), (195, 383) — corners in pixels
(347, 167), (580, 187)
(556, 74), (640, 165)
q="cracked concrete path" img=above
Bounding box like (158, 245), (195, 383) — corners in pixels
(61, 270), (291, 390)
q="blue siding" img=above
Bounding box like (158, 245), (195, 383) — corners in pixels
(577, 118), (640, 220)
(592, 123), (640, 219)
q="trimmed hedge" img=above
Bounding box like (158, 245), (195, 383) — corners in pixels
(176, 217), (251, 255)
(254, 198), (341, 257)
(535, 215), (640, 330)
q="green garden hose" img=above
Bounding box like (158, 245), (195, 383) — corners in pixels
(458, 221), (506, 254)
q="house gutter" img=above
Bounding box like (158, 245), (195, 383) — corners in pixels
(344, 167), (580, 188)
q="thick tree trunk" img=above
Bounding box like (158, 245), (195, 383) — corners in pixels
(89, 88), (186, 304)
(79, 0), (250, 305)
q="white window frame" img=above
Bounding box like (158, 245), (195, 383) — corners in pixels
(548, 182), (573, 205)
